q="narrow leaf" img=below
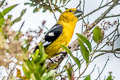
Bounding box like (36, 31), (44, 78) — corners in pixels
(2, 4), (18, 16)
(33, 7), (39, 13)
(64, 63), (74, 80)
(39, 42), (48, 63)
(63, 0), (67, 4)
(22, 60), (33, 78)
(0, 12), (4, 27)
(93, 26), (104, 43)
(32, 42), (47, 64)
(0, 0), (5, 7)
(20, 8), (27, 17)
(77, 33), (92, 52)
(31, 73), (40, 80)
(57, 8), (62, 13)
(84, 75), (91, 80)
(24, 2), (30, 5)
(61, 45), (81, 69)
(106, 72), (112, 80)
(12, 9), (26, 25)
(78, 39), (89, 63)
(48, 63), (58, 70)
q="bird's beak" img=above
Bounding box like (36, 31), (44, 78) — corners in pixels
(74, 10), (83, 18)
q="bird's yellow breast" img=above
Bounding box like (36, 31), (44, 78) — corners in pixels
(45, 22), (76, 58)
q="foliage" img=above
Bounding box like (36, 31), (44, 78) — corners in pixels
(64, 63), (74, 80)
(106, 72), (113, 80)
(24, 0), (71, 13)
(77, 33), (91, 63)
(0, 0), (120, 80)
(22, 43), (55, 80)
(84, 75), (91, 80)
(0, 3), (25, 67)
(61, 45), (81, 69)
(93, 26), (104, 43)
(0, 4), (18, 27)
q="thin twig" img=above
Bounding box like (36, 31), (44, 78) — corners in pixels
(99, 0), (104, 8)
(85, 1), (117, 31)
(70, 1), (116, 53)
(105, 14), (120, 18)
(95, 57), (109, 80)
(79, 1), (112, 20)
(96, 48), (120, 54)
(80, 64), (96, 79)
(77, 64), (88, 80)
(97, 67), (101, 80)
(48, 0), (57, 21)
(7, 64), (16, 80)
(76, 0), (81, 9)
(15, 21), (25, 40)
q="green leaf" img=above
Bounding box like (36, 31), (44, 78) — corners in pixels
(2, 4), (18, 16)
(57, 8), (62, 13)
(84, 75), (91, 80)
(22, 60), (33, 78)
(63, 0), (67, 4)
(0, 12), (4, 18)
(48, 63), (58, 70)
(32, 42), (48, 64)
(12, 17), (21, 25)
(11, 9), (26, 25)
(77, 33), (92, 52)
(78, 39), (89, 63)
(42, 70), (55, 80)
(61, 45), (81, 69)
(0, 0), (5, 7)
(0, 12), (4, 27)
(38, 42), (48, 63)
(42, 7), (47, 13)
(31, 73), (41, 80)
(33, 7), (39, 13)
(0, 27), (3, 32)
(106, 72), (112, 80)
(93, 26), (104, 43)
(7, 15), (12, 20)
(24, 2), (31, 5)
(20, 8), (27, 17)
(32, 49), (40, 61)
(64, 63), (73, 80)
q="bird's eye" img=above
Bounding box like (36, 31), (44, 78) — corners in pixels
(69, 10), (73, 12)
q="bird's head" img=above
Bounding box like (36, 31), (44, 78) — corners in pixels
(58, 8), (83, 23)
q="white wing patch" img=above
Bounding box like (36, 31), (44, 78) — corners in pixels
(48, 32), (55, 36)
(43, 41), (51, 47)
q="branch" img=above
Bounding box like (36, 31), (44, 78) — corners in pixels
(51, 0), (119, 69)
(95, 57), (109, 80)
(48, 0), (57, 21)
(77, 64), (89, 80)
(105, 14), (120, 18)
(70, 0), (118, 52)
(96, 48), (120, 54)
(85, 0), (118, 32)
(79, 1), (112, 20)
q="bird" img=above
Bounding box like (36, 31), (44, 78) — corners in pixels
(34, 8), (83, 58)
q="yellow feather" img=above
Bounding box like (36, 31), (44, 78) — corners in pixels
(45, 8), (79, 58)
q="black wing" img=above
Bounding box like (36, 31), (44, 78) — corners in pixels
(44, 24), (63, 47)
(34, 24), (63, 52)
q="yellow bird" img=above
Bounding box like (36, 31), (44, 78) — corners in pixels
(35, 8), (83, 58)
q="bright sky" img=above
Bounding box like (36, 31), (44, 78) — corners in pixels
(0, 0), (120, 80)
